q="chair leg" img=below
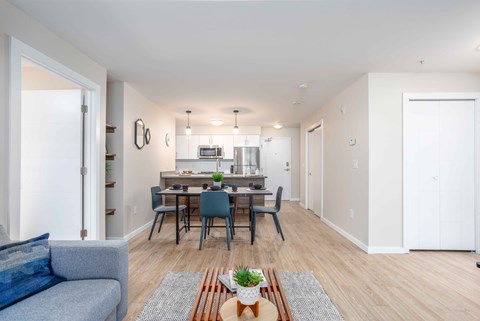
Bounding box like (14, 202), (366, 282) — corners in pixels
(273, 213), (285, 241)
(199, 217), (206, 250)
(182, 208), (187, 228)
(204, 218), (208, 239)
(272, 214), (280, 234)
(225, 217), (231, 251)
(251, 211), (256, 245)
(148, 212), (160, 240)
(230, 209), (235, 238)
(208, 217), (214, 235)
(158, 212), (166, 233)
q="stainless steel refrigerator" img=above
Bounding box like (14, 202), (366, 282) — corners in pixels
(233, 147), (260, 175)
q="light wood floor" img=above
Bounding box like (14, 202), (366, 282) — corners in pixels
(126, 201), (480, 321)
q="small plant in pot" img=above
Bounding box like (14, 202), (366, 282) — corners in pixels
(234, 265), (264, 305)
(212, 172), (224, 188)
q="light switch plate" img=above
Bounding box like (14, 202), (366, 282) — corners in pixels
(349, 138), (356, 146)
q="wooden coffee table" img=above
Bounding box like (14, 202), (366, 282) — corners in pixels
(188, 267), (293, 321)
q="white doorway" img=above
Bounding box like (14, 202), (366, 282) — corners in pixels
(9, 37), (101, 240)
(261, 137), (291, 201)
(306, 123), (323, 217)
(404, 95), (480, 251)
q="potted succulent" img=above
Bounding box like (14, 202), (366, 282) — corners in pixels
(234, 265), (264, 305)
(212, 172), (224, 188)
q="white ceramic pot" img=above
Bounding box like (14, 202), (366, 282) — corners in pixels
(236, 284), (260, 305)
(213, 181), (222, 187)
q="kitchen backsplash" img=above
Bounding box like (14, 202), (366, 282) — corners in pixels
(176, 160), (234, 173)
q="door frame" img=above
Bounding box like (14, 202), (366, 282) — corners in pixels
(403, 93), (480, 253)
(8, 37), (102, 240)
(305, 120), (324, 218)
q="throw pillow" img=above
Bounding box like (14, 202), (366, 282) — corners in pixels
(0, 233), (65, 310)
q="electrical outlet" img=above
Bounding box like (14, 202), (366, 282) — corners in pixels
(349, 209), (354, 219)
(133, 206), (137, 215)
(353, 160), (359, 169)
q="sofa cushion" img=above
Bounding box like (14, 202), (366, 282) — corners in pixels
(0, 279), (121, 321)
(0, 225), (10, 246)
(0, 233), (65, 310)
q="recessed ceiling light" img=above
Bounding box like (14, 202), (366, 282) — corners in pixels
(292, 100), (302, 105)
(210, 119), (223, 126)
(298, 83), (308, 89)
(273, 124), (283, 129)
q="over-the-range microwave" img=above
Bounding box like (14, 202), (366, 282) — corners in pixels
(198, 145), (224, 159)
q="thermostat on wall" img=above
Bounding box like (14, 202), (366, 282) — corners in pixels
(349, 138), (356, 146)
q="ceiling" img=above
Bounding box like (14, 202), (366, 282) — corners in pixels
(9, 0), (480, 127)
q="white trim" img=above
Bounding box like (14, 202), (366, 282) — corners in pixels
(321, 216), (369, 253)
(8, 37), (102, 240)
(403, 92), (480, 254)
(106, 220), (154, 241)
(367, 247), (409, 254)
(299, 202), (306, 209)
(305, 120), (324, 218)
(290, 198), (300, 202)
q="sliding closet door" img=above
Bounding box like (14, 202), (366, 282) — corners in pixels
(405, 100), (475, 250)
(438, 101), (475, 250)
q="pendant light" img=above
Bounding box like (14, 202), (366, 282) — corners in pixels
(233, 110), (239, 135)
(185, 110), (192, 135)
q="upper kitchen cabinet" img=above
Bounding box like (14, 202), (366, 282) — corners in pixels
(176, 135), (189, 159)
(198, 135), (224, 146)
(234, 135), (260, 147)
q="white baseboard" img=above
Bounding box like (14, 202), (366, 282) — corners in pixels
(290, 198), (300, 202)
(106, 219), (154, 241)
(367, 247), (409, 254)
(106, 237), (124, 240)
(321, 217), (369, 253)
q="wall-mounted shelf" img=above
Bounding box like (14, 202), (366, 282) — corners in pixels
(106, 124), (117, 133)
(106, 153), (116, 160)
(105, 209), (116, 216)
(105, 181), (116, 188)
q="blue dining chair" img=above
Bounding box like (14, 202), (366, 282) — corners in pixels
(199, 191), (232, 251)
(149, 186), (187, 240)
(252, 186), (284, 244)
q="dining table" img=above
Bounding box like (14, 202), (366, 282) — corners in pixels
(156, 186), (273, 245)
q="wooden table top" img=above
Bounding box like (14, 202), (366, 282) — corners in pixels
(188, 267), (293, 321)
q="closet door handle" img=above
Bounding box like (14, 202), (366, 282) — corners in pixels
(432, 176), (439, 181)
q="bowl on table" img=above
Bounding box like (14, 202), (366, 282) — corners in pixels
(172, 184), (182, 190)
(210, 185), (221, 191)
(253, 184), (263, 190)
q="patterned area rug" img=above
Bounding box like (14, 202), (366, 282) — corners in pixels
(136, 271), (344, 321)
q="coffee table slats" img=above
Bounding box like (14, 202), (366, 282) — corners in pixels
(189, 267), (293, 321)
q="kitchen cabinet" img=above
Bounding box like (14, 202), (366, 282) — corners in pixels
(198, 135), (224, 146)
(187, 135), (199, 159)
(234, 135), (260, 147)
(176, 135), (189, 159)
(223, 135), (234, 159)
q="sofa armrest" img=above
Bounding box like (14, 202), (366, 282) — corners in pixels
(49, 240), (128, 320)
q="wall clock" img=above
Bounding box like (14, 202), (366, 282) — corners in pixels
(165, 133), (171, 147)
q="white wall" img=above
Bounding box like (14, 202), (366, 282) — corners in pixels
(175, 125), (261, 136)
(106, 82), (176, 238)
(300, 75), (369, 246)
(0, 1), (107, 237)
(261, 127), (300, 200)
(368, 73), (480, 248)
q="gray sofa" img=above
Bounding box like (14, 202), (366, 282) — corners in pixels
(0, 225), (128, 321)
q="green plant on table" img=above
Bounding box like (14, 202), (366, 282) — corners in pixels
(234, 265), (264, 287)
(212, 172), (224, 182)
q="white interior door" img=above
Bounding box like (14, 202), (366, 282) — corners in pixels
(261, 137), (291, 201)
(405, 100), (475, 250)
(21, 89), (83, 240)
(307, 127), (322, 216)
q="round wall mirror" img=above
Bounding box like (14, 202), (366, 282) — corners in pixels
(135, 119), (145, 149)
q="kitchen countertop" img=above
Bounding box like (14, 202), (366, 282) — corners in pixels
(161, 172), (267, 179)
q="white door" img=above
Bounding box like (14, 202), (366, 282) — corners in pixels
(261, 137), (291, 201)
(405, 100), (475, 250)
(21, 90), (84, 240)
(307, 126), (322, 217)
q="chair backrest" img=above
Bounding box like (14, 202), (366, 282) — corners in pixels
(274, 186), (283, 211)
(151, 186), (163, 211)
(200, 191), (231, 218)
